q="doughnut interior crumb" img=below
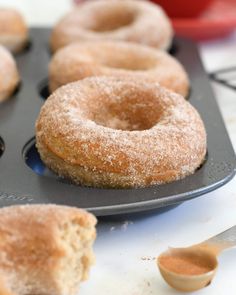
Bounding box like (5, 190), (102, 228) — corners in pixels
(57, 219), (96, 294)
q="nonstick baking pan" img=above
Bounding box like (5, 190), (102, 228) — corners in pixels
(0, 28), (235, 216)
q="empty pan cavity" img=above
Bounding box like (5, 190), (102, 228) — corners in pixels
(0, 137), (5, 157)
(38, 78), (50, 100)
(22, 138), (72, 184)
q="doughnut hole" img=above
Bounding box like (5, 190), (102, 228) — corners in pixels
(83, 87), (165, 131)
(102, 52), (157, 71)
(81, 5), (136, 32)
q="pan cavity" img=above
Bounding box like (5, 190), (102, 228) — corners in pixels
(23, 137), (71, 184)
(38, 78), (50, 100)
(0, 137), (5, 157)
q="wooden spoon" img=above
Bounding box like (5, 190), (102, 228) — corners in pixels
(157, 225), (236, 292)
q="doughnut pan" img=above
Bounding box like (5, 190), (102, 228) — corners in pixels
(0, 28), (235, 216)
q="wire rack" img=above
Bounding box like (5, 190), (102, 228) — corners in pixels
(210, 66), (236, 91)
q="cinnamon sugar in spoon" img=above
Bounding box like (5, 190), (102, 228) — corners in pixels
(157, 225), (236, 292)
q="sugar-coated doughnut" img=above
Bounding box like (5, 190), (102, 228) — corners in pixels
(0, 46), (20, 103)
(0, 8), (28, 53)
(49, 41), (189, 97)
(36, 77), (206, 188)
(50, 0), (173, 52)
(0, 204), (96, 295)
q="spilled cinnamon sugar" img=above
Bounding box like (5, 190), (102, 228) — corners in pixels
(159, 254), (213, 275)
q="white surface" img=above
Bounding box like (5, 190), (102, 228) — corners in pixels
(0, 0), (236, 294)
(0, 0), (72, 26)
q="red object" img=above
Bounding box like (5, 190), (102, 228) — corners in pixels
(150, 0), (213, 18)
(74, 0), (236, 41)
(172, 0), (236, 40)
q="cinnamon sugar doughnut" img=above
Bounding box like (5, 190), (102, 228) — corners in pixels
(0, 45), (20, 103)
(36, 77), (206, 188)
(49, 41), (189, 97)
(50, 0), (173, 52)
(0, 8), (28, 53)
(0, 204), (96, 295)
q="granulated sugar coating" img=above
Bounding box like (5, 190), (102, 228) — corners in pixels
(35, 76), (206, 188)
(0, 45), (20, 102)
(50, 0), (173, 52)
(49, 41), (189, 97)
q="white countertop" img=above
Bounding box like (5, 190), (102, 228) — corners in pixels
(0, 0), (236, 294)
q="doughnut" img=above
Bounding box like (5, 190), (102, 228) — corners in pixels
(0, 8), (28, 53)
(0, 204), (96, 295)
(49, 41), (189, 97)
(0, 45), (20, 103)
(36, 76), (206, 188)
(50, 0), (173, 52)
